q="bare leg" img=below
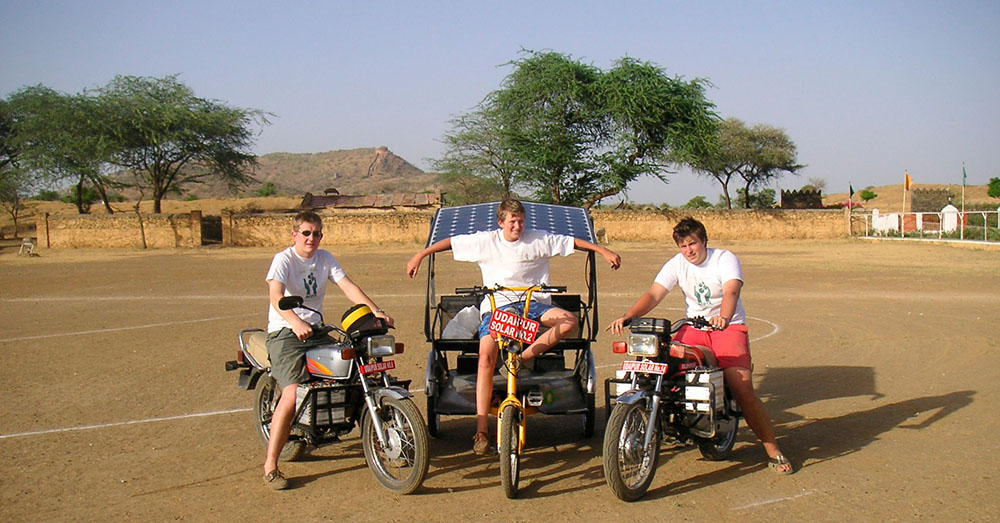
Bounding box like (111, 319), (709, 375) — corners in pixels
(520, 308), (578, 361)
(476, 336), (499, 435)
(723, 367), (792, 473)
(264, 382), (298, 475)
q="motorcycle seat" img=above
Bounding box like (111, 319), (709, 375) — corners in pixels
(247, 331), (270, 368)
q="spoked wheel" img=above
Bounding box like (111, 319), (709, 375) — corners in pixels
(697, 416), (739, 461)
(253, 375), (305, 461)
(602, 402), (659, 502)
(499, 404), (521, 499)
(426, 394), (440, 437)
(362, 396), (430, 494)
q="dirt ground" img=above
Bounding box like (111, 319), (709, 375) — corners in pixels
(1, 239), (998, 521)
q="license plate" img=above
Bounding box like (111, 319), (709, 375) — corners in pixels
(621, 360), (668, 375)
(360, 360), (395, 375)
(488, 308), (540, 344)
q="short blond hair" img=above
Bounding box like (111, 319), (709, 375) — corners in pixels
(497, 199), (525, 221)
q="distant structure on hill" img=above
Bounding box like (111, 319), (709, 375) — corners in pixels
(781, 189), (823, 209)
(300, 191), (442, 211)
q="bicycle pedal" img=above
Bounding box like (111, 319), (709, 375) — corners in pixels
(526, 390), (544, 407)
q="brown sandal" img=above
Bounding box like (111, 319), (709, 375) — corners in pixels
(473, 431), (489, 456)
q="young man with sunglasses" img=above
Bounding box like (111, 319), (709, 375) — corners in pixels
(262, 211), (394, 489)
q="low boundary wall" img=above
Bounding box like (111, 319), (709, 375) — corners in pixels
(34, 208), (850, 249)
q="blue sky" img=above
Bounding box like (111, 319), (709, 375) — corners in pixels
(2, 1), (998, 205)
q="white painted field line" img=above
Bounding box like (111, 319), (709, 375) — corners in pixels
(2, 388), (428, 440)
(0, 293), (423, 303)
(0, 313), (258, 343)
(730, 489), (816, 510)
(0, 408), (251, 440)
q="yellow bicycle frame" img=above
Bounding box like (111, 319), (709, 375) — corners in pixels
(488, 286), (542, 454)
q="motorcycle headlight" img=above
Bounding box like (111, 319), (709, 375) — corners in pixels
(627, 333), (659, 357)
(367, 334), (396, 357)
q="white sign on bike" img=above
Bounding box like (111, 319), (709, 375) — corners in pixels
(488, 308), (540, 344)
(621, 360), (668, 375)
(360, 360), (395, 375)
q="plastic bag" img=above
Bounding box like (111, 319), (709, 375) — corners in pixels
(441, 306), (481, 339)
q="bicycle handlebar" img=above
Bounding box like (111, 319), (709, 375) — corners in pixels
(454, 284), (567, 296)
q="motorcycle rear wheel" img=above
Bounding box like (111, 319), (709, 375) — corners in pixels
(499, 404), (521, 499)
(603, 402), (659, 502)
(697, 416), (739, 461)
(254, 375), (305, 462)
(362, 396), (429, 495)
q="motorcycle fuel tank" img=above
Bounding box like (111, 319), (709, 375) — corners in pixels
(305, 341), (354, 379)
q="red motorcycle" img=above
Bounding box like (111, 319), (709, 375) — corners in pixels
(602, 316), (742, 501)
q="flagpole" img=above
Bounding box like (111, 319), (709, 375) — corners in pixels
(961, 162), (966, 240)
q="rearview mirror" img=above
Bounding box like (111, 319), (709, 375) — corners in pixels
(278, 295), (304, 311)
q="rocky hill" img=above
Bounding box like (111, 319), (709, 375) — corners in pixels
(193, 146), (441, 198)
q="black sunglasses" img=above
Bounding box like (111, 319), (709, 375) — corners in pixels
(297, 230), (323, 238)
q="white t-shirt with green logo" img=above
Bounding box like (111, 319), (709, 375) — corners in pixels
(653, 248), (745, 324)
(266, 247), (347, 333)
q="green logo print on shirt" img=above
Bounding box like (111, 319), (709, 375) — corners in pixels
(694, 281), (711, 307)
(304, 272), (318, 298)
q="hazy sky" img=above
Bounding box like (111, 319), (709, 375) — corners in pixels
(3, 1), (998, 205)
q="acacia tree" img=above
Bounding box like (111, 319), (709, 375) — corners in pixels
(6, 86), (117, 214)
(436, 51), (718, 208)
(432, 108), (517, 201)
(99, 75), (267, 213)
(692, 118), (802, 209)
(588, 58), (717, 208)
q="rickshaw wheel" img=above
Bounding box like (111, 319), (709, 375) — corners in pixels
(426, 394), (440, 437)
(499, 404), (521, 498)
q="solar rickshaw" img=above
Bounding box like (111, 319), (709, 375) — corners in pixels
(418, 201), (601, 496)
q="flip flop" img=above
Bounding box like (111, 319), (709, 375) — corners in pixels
(768, 454), (794, 475)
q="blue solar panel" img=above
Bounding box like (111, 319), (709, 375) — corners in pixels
(426, 201), (595, 246)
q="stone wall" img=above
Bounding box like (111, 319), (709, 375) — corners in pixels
(36, 211), (203, 248)
(590, 208), (848, 241)
(222, 210), (434, 247)
(34, 208), (850, 249)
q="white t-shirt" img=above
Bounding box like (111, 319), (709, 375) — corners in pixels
(653, 248), (746, 324)
(266, 247), (347, 332)
(451, 229), (575, 314)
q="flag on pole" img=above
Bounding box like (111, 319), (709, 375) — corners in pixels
(904, 171), (913, 191)
(849, 183), (855, 199)
(962, 162), (967, 186)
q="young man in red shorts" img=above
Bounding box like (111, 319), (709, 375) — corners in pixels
(605, 217), (793, 474)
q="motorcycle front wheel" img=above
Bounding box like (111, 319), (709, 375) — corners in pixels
(361, 396), (429, 495)
(253, 375), (305, 462)
(603, 401), (660, 502)
(499, 404), (521, 499)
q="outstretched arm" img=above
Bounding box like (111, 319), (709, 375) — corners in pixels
(605, 283), (669, 335)
(573, 237), (621, 270)
(406, 237), (452, 278)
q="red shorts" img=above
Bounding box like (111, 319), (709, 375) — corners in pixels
(672, 324), (751, 370)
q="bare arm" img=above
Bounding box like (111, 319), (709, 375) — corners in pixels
(336, 275), (394, 327)
(573, 237), (621, 270)
(268, 279), (314, 340)
(710, 279), (743, 330)
(406, 237), (452, 278)
(605, 283), (669, 335)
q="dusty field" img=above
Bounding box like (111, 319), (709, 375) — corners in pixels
(1, 239), (998, 521)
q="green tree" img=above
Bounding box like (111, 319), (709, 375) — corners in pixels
(99, 75), (268, 213)
(682, 195), (713, 208)
(436, 51), (717, 209)
(988, 177), (1000, 200)
(691, 118), (802, 209)
(256, 181), (277, 197)
(7, 86), (118, 214)
(432, 109), (520, 199)
(859, 189), (878, 203)
(734, 187), (777, 209)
